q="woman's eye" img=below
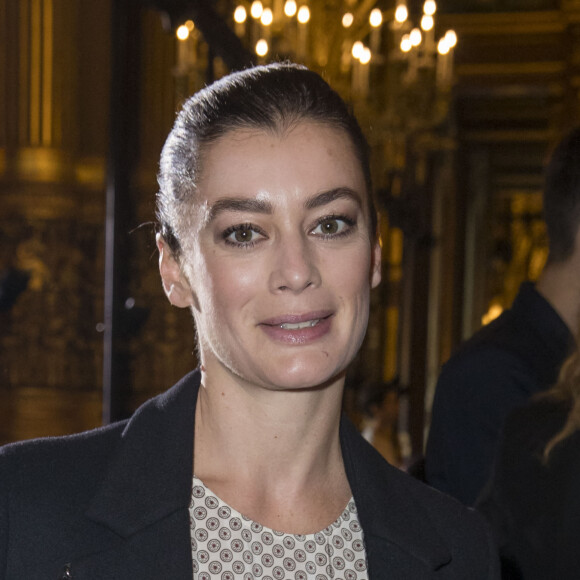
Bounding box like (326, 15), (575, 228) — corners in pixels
(312, 217), (353, 237)
(232, 225), (254, 243)
(223, 224), (264, 246)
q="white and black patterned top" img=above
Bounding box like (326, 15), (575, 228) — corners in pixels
(189, 476), (369, 580)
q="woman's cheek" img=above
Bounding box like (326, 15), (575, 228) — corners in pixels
(213, 260), (259, 307)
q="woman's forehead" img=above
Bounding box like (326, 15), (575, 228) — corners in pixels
(193, 124), (364, 209)
(200, 121), (361, 177)
(202, 120), (359, 161)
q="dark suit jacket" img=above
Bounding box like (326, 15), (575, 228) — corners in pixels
(425, 282), (572, 505)
(477, 398), (580, 579)
(1, 370), (499, 579)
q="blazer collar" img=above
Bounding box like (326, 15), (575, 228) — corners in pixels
(86, 370), (201, 536)
(341, 417), (451, 572)
(85, 370), (450, 574)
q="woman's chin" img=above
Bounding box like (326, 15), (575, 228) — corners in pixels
(255, 362), (347, 392)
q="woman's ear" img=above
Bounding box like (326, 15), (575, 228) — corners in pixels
(371, 234), (382, 289)
(156, 234), (194, 308)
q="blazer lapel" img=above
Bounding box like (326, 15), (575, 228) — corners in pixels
(74, 371), (202, 579)
(62, 510), (193, 579)
(50, 372), (451, 579)
(341, 417), (451, 578)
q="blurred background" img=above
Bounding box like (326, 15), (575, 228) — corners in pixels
(0, 0), (576, 463)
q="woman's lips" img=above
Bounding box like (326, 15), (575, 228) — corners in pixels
(259, 311), (333, 344)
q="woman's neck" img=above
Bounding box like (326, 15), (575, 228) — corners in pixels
(537, 259), (580, 337)
(192, 365), (351, 533)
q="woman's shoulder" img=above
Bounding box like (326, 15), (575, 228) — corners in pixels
(373, 461), (499, 577)
(0, 369), (201, 489)
(342, 419), (499, 577)
(400, 463), (495, 536)
(0, 421), (126, 500)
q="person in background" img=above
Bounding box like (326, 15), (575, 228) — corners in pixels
(359, 378), (403, 468)
(0, 63), (498, 579)
(425, 127), (580, 505)
(477, 328), (580, 578)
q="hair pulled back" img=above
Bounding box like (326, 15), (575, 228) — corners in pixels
(156, 62), (376, 258)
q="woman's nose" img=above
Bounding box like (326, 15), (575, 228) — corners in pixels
(269, 236), (321, 293)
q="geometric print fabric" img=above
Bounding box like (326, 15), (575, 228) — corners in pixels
(189, 476), (369, 579)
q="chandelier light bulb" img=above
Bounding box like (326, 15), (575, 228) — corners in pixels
(185, 20), (195, 31)
(342, 12), (354, 28)
(423, 0), (437, 16)
(234, 5), (247, 23)
(410, 27), (422, 46)
(421, 14), (434, 31)
(297, 5), (310, 23)
(250, 0), (263, 19)
(284, 0), (297, 17)
(261, 8), (273, 25)
(352, 40), (364, 60)
(437, 37), (449, 54)
(400, 34), (412, 52)
(176, 25), (189, 40)
(360, 47), (372, 64)
(445, 29), (457, 48)
(369, 8), (382, 28)
(395, 4), (408, 23)
(256, 38), (269, 56)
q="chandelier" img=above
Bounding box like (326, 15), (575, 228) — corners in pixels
(174, 0), (457, 107)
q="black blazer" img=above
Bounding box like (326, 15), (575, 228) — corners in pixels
(477, 398), (580, 579)
(1, 370), (499, 579)
(426, 282), (572, 505)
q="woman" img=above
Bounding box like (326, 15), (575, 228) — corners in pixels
(0, 63), (498, 579)
(477, 328), (580, 579)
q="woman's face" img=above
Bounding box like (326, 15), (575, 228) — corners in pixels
(160, 121), (381, 391)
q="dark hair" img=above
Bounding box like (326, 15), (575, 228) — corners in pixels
(157, 62), (376, 257)
(543, 127), (580, 263)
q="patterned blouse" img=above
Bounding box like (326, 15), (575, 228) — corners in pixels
(189, 476), (369, 579)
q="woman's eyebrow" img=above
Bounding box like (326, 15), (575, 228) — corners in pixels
(304, 188), (363, 210)
(207, 188), (361, 223)
(207, 197), (274, 222)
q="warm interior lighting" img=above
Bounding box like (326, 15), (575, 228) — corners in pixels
(284, 0), (297, 17)
(352, 40), (364, 60)
(297, 5), (310, 23)
(185, 20), (195, 31)
(369, 8), (382, 28)
(400, 34), (412, 52)
(421, 14), (434, 31)
(410, 27), (422, 46)
(342, 12), (354, 28)
(437, 37), (450, 54)
(250, 0), (263, 19)
(445, 29), (457, 48)
(360, 47), (371, 64)
(234, 5), (247, 23)
(256, 38), (269, 56)
(395, 4), (408, 23)
(261, 8), (273, 25)
(176, 25), (189, 40)
(423, 0), (436, 16)
(482, 303), (503, 326)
